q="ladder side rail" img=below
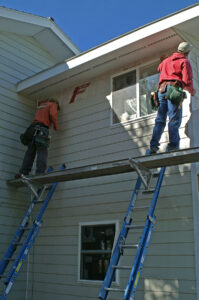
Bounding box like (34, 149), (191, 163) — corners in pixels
(0, 167), (54, 277)
(1, 220), (42, 300)
(4, 181), (57, 284)
(4, 216), (40, 285)
(33, 163), (65, 225)
(99, 176), (142, 300)
(4, 164), (65, 286)
(0, 192), (39, 277)
(124, 166), (166, 300)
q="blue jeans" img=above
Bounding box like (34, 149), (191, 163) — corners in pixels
(150, 85), (182, 149)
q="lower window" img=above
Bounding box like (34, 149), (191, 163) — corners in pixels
(79, 222), (116, 281)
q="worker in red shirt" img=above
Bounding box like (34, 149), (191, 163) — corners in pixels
(150, 42), (195, 154)
(15, 98), (60, 178)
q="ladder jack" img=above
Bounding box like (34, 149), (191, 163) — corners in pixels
(0, 164), (65, 300)
(99, 151), (166, 300)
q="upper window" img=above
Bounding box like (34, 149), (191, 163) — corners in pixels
(111, 61), (159, 124)
(79, 222), (116, 282)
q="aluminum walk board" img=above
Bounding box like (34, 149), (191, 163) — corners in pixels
(8, 147), (199, 187)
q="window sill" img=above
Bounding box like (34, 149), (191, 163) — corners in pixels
(111, 112), (157, 129)
(77, 279), (119, 286)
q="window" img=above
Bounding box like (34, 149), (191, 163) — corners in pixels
(111, 61), (159, 124)
(79, 222), (116, 281)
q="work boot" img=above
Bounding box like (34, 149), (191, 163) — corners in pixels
(168, 146), (178, 152)
(14, 173), (22, 179)
(149, 147), (158, 155)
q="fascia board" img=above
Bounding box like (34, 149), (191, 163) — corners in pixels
(17, 62), (68, 92)
(17, 4), (199, 93)
(67, 5), (199, 69)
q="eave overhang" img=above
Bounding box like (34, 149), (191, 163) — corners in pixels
(16, 3), (199, 99)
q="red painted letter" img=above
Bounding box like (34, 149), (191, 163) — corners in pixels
(69, 82), (90, 104)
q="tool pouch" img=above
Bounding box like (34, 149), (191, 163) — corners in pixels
(20, 124), (37, 145)
(166, 85), (186, 105)
(34, 126), (50, 148)
(150, 91), (159, 111)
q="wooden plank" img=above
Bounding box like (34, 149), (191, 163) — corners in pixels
(8, 147), (199, 187)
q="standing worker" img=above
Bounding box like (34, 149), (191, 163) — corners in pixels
(150, 41), (195, 154)
(15, 98), (60, 178)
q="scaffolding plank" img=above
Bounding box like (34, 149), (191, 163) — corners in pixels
(8, 147), (199, 187)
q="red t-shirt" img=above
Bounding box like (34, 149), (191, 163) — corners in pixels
(33, 101), (58, 130)
(158, 52), (194, 94)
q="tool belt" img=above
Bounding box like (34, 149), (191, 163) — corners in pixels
(159, 80), (186, 105)
(20, 123), (50, 147)
(159, 80), (182, 94)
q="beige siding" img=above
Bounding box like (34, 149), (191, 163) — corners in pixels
(0, 30), (60, 299)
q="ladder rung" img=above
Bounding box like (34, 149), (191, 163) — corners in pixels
(105, 287), (125, 292)
(153, 172), (160, 177)
(13, 242), (23, 246)
(5, 258), (16, 262)
(34, 200), (45, 204)
(134, 205), (150, 210)
(23, 227), (31, 231)
(120, 244), (138, 249)
(112, 265), (132, 270)
(142, 189), (155, 194)
(45, 185), (53, 190)
(126, 224), (144, 229)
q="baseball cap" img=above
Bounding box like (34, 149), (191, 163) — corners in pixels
(178, 42), (192, 53)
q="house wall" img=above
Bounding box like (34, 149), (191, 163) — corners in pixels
(30, 50), (199, 299)
(0, 30), (61, 299)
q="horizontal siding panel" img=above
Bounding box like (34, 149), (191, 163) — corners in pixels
(0, 46), (38, 74)
(0, 41), (45, 73)
(0, 33), (56, 67)
(0, 57), (33, 79)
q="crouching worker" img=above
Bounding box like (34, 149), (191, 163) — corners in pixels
(15, 98), (60, 179)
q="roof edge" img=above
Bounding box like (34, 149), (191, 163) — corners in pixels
(17, 2), (199, 93)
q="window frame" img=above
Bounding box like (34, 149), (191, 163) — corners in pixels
(110, 59), (160, 126)
(78, 220), (119, 284)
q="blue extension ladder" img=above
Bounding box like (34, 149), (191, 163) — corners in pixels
(99, 153), (166, 300)
(0, 164), (65, 300)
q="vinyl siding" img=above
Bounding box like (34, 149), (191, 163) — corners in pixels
(28, 54), (198, 299)
(0, 30), (60, 300)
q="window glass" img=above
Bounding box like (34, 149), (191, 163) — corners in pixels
(111, 61), (159, 124)
(112, 70), (137, 123)
(80, 223), (115, 281)
(139, 62), (159, 116)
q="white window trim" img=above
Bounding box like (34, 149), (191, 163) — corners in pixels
(78, 220), (119, 285)
(110, 58), (160, 127)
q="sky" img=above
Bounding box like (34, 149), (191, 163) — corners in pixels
(0, 0), (198, 51)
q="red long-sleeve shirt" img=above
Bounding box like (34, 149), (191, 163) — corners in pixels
(33, 101), (59, 130)
(158, 52), (194, 95)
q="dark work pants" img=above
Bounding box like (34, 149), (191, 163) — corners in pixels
(19, 140), (48, 175)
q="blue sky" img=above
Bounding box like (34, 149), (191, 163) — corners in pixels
(0, 0), (198, 51)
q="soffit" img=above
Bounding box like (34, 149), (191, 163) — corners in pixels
(17, 28), (182, 99)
